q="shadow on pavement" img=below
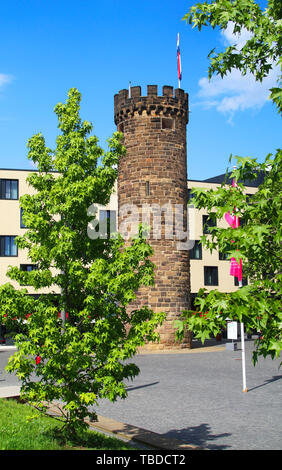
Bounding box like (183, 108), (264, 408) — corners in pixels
(126, 381), (159, 392)
(163, 423), (232, 450)
(247, 374), (282, 392)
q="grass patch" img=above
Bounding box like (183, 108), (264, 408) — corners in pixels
(0, 398), (137, 450)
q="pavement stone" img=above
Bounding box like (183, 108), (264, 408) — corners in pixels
(91, 339), (282, 450)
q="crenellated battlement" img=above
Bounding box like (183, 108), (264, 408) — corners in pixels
(114, 85), (189, 125)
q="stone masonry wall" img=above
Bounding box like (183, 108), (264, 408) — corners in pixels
(114, 85), (191, 348)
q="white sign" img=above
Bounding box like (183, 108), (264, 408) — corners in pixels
(227, 321), (238, 340)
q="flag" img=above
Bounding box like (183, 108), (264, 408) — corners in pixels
(177, 33), (182, 83)
(225, 179), (243, 282)
(230, 257), (243, 281)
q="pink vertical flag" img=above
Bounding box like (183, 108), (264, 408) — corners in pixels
(177, 33), (182, 87)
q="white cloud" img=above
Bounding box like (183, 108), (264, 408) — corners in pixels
(221, 22), (252, 49)
(0, 73), (13, 88)
(196, 23), (280, 121)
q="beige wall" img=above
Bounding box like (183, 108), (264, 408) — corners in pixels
(0, 170), (117, 294)
(188, 180), (257, 293)
(0, 169), (257, 296)
(0, 169), (38, 293)
(97, 181), (118, 213)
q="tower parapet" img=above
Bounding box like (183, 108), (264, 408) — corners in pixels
(115, 84), (191, 349)
(114, 85), (189, 126)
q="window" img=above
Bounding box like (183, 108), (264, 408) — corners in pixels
(188, 189), (195, 204)
(20, 208), (28, 228)
(20, 264), (37, 272)
(190, 241), (202, 260)
(118, 122), (124, 133)
(0, 179), (18, 200)
(204, 266), (218, 286)
(239, 217), (246, 227)
(202, 215), (216, 234)
(99, 210), (117, 238)
(145, 181), (150, 196)
(0, 236), (18, 256)
(162, 118), (175, 130)
(219, 242), (233, 260)
(20, 264), (37, 286)
(234, 277), (248, 286)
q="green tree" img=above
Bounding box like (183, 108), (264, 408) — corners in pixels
(176, 152), (281, 363)
(183, 0), (282, 114)
(176, 0), (282, 363)
(1, 88), (164, 438)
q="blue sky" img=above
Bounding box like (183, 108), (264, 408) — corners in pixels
(0, 0), (280, 180)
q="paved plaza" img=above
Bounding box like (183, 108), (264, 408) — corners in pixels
(1, 338), (281, 450)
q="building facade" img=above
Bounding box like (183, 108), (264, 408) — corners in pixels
(0, 171), (257, 321)
(0, 85), (259, 348)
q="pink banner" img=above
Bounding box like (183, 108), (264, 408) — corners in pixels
(225, 180), (243, 281)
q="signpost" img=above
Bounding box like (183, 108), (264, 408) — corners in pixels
(226, 321), (238, 350)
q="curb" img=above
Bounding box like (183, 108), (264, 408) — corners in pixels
(0, 345), (17, 351)
(0, 386), (21, 398)
(137, 345), (225, 355)
(47, 403), (202, 451)
(87, 415), (202, 450)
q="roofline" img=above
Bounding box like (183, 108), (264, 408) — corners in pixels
(0, 170), (242, 180)
(0, 168), (58, 173)
(188, 179), (210, 183)
(0, 170), (237, 183)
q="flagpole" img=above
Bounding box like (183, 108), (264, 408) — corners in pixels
(128, 81), (131, 99)
(226, 169), (247, 392)
(240, 319), (247, 392)
(239, 279), (248, 392)
(177, 33), (182, 89)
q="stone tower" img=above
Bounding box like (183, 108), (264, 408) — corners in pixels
(114, 84), (191, 348)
